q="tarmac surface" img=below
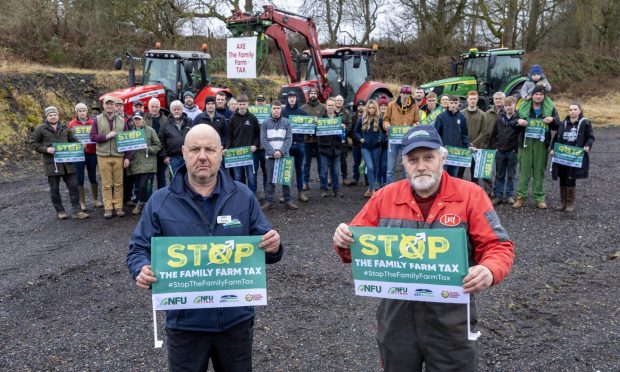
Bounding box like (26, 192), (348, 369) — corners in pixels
(1, 127), (618, 371)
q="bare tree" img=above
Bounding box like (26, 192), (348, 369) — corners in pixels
(300, 0), (346, 46)
(344, 0), (385, 45)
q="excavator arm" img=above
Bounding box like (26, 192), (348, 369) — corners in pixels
(226, 5), (332, 100)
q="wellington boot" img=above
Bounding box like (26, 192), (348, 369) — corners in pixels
(78, 186), (87, 212)
(555, 186), (567, 211)
(91, 183), (103, 208)
(565, 187), (576, 213)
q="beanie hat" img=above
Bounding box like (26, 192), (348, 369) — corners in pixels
(531, 85), (546, 96)
(204, 96), (216, 104)
(183, 91), (195, 99)
(529, 64), (543, 77)
(74, 103), (87, 113)
(45, 106), (59, 116)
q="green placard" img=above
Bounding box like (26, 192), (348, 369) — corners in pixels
(53, 142), (85, 163)
(289, 115), (316, 135)
(248, 105), (271, 123)
(525, 118), (547, 141)
(116, 129), (147, 152)
(224, 146), (254, 168)
(272, 156), (294, 185)
(316, 117), (342, 136)
(421, 107), (443, 126)
(473, 149), (496, 179)
(445, 146), (472, 167)
(349, 227), (469, 304)
(552, 143), (584, 168)
(72, 125), (93, 144)
(151, 236), (266, 310)
(389, 126), (411, 144)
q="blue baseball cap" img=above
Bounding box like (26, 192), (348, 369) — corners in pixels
(401, 125), (443, 155)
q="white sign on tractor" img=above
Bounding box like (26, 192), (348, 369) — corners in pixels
(227, 37), (257, 79)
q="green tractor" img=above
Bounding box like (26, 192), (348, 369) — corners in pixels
(420, 48), (526, 110)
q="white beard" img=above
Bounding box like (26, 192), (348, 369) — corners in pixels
(409, 171), (441, 194)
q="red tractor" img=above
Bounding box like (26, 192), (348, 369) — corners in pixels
(102, 46), (231, 115)
(226, 5), (392, 107)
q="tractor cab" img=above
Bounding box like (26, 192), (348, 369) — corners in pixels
(421, 48), (525, 110)
(141, 50), (212, 104)
(306, 48), (373, 102)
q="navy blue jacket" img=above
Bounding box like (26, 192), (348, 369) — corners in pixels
(434, 110), (469, 148)
(282, 101), (308, 143)
(127, 166), (282, 332)
(353, 117), (386, 150)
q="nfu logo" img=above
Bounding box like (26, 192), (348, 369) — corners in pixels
(358, 285), (382, 293)
(388, 287), (408, 295)
(160, 297), (187, 306)
(194, 295), (214, 304)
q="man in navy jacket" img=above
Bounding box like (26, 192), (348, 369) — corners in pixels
(127, 124), (282, 371)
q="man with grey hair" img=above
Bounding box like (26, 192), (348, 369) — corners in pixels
(485, 91), (505, 128)
(144, 97), (168, 189)
(158, 100), (192, 173)
(332, 125), (514, 371)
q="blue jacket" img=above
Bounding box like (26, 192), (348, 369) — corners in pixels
(434, 110), (469, 148)
(126, 166), (282, 332)
(282, 101), (308, 143)
(353, 117), (386, 150)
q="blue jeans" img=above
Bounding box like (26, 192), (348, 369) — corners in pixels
(386, 143), (404, 184)
(253, 149), (267, 189)
(361, 147), (382, 190)
(74, 153), (98, 186)
(233, 164), (257, 194)
(290, 143), (305, 192)
(303, 143), (322, 184)
(319, 154), (340, 191)
(378, 145), (388, 187)
(494, 150), (518, 198)
(352, 146), (362, 181)
(156, 157), (167, 190)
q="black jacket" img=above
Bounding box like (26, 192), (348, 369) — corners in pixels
(193, 112), (228, 146)
(551, 114), (595, 180)
(158, 115), (192, 158)
(490, 111), (523, 152)
(226, 110), (260, 149)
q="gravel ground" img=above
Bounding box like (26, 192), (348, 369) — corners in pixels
(0, 127), (618, 371)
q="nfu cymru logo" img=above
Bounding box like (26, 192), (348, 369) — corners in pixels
(388, 287), (408, 295)
(194, 295), (214, 304)
(358, 285), (382, 293)
(160, 297), (187, 306)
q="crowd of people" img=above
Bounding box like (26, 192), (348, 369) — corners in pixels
(31, 64), (594, 220)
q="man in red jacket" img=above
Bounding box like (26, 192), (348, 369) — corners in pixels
(333, 125), (514, 371)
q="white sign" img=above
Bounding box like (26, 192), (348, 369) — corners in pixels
(227, 37), (257, 79)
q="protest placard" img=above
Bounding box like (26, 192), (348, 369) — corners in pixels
(349, 227), (469, 304)
(525, 118), (547, 141)
(116, 129), (147, 152)
(224, 146), (254, 169)
(552, 143), (584, 168)
(316, 117), (342, 136)
(226, 37), (257, 79)
(72, 125), (94, 145)
(289, 115), (316, 135)
(53, 142), (85, 163)
(248, 105), (270, 123)
(445, 146), (472, 167)
(388, 126), (410, 144)
(272, 157), (294, 185)
(151, 236), (266, 310)
(473, 149), (496, 179)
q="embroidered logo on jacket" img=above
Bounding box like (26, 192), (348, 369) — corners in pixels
(439, 214), (461, 227)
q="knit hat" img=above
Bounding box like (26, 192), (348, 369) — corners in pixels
(204, 96), (216, 104)
(531, 85), (546, 96)
(529, 64), (543, 77)
(74, 103), (87, 113)
(183, 91), (195, 99)
(378, 96), (390, 106)
(44, 106), (59, 116)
